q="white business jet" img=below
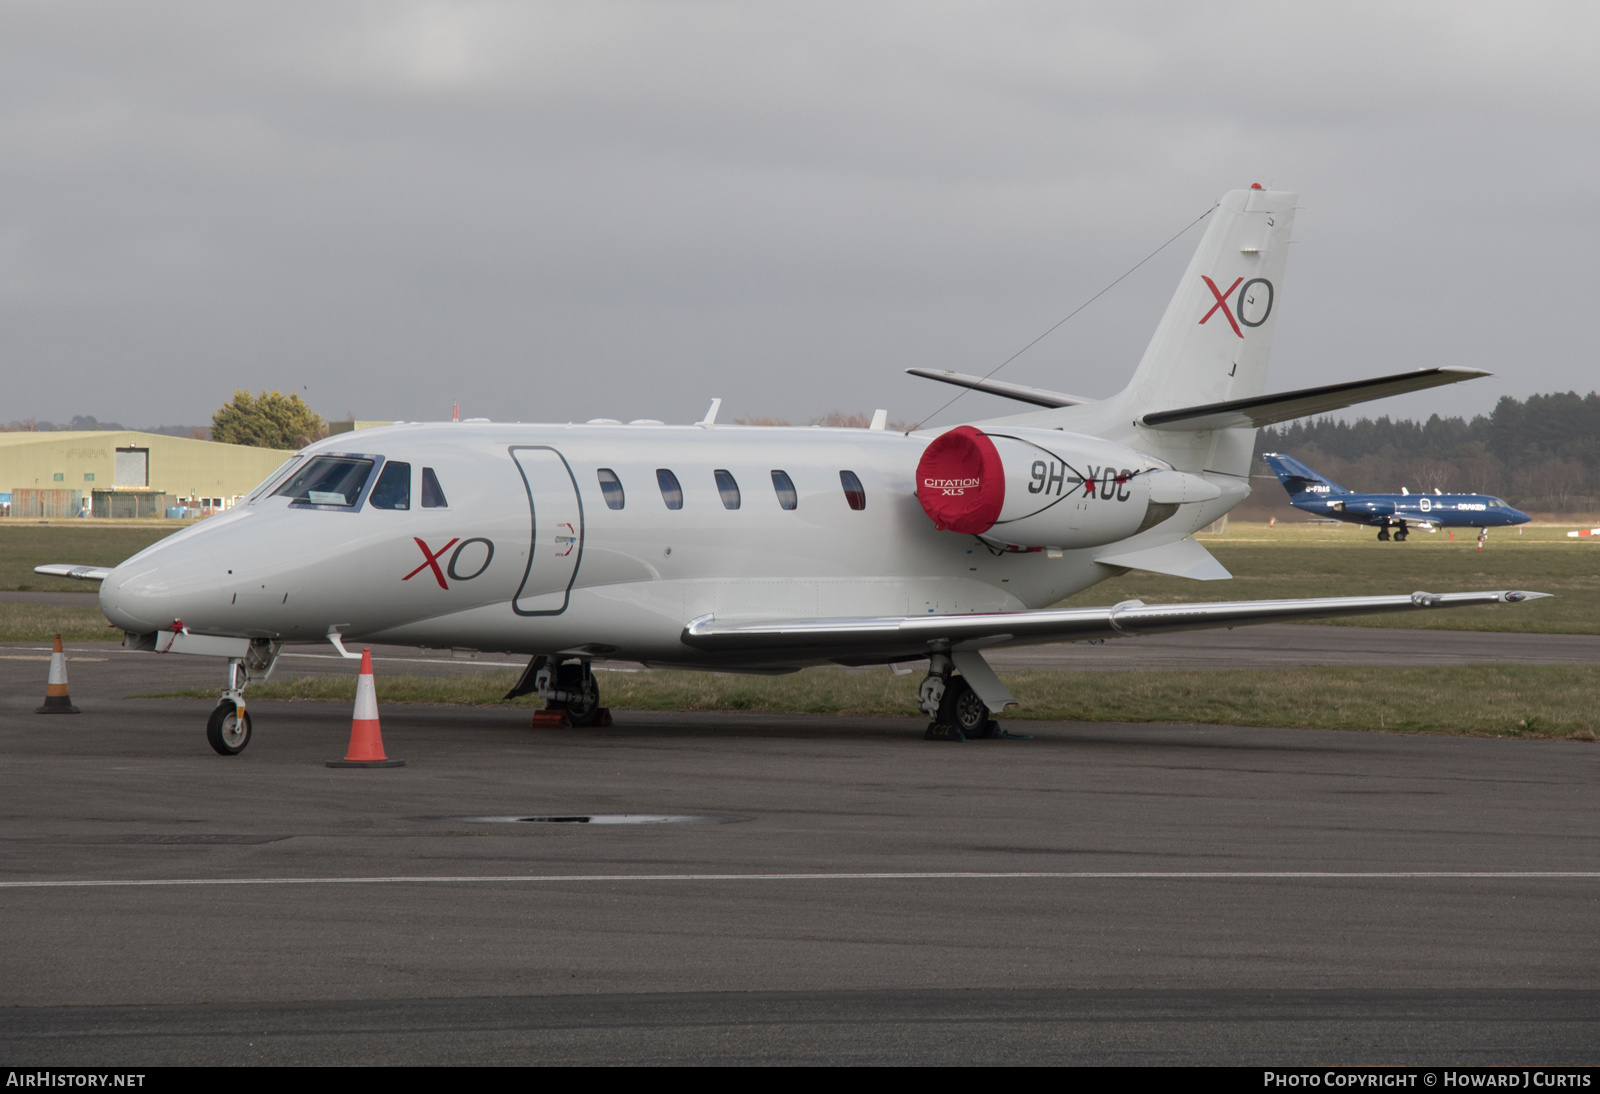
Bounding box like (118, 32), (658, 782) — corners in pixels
(41, 186), (1545, 754)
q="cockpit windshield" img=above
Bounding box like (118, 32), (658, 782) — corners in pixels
(247, 455), (305, 502)
(272, 456), (375, 508)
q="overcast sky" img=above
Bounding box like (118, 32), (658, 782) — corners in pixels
(3, 1), (1597, 431)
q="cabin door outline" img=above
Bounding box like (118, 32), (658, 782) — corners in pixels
(510, 446), (585, 616)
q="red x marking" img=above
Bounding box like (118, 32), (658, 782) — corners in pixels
(403, 537), (460, 590)
(1199, 276), (1244, 338)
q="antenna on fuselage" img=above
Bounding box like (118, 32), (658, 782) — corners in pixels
(696, 398), (722, 427)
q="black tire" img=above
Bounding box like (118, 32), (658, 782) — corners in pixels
(559, 663), (602, 727)
(1377, 529), (1390, 541)
(938, 676), (990, 736)
(206, 700), (252, 755)
(1395, 531), (1408, 542)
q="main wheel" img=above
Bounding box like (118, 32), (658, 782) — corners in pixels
(206, 700), (252, 755)
(1395, 530), (1408, 542)
(557, 663), (602, 727)
(1377, 528), (1390, 541)
(938, 676), (991, 736)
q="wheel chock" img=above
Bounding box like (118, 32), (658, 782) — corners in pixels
(530, 706), (613, 728)
(530, 708), (572, 729)
(36, 635), (80, 714)
(924, 722), (967, 742)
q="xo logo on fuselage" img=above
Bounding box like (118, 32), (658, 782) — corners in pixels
(1199, 275), (1273, 338)
(403, 536), (495, 590)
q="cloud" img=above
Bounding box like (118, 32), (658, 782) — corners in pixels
(1, 2), (1596, 426)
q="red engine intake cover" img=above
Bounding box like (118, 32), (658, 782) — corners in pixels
(915, 425), (1005, 534)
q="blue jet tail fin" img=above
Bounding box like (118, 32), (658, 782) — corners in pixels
(1262, 453), (1347, 498)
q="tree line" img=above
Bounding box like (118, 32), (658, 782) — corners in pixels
(1255, 391), (1600, 511)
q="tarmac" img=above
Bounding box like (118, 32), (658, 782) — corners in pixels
(1, 625), (1598, 1064)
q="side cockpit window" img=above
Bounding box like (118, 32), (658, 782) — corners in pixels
(272, 456), (374, 508)
(421, 467), (448, 508)
(370, 462), (411, 510)
(597, 468), (625, 510)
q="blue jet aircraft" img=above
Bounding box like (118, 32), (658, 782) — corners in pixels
(1262, 453), (1530, 542)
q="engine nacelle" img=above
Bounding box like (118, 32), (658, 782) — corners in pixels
(915, 425), (1220, 549)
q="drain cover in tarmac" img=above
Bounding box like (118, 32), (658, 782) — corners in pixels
(445, 814), (744, 825)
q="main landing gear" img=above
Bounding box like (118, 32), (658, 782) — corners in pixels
(206, 640), (280, 755)
(507, 655), (610, 727)
(917, 654), (1028, 742)
(1377, 522), (1408, 543)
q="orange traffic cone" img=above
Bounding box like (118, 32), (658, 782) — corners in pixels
(326, 648), (404, 768)
(36, 635), (80, 714)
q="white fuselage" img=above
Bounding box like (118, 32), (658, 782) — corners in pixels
(98, 421), (1238, 669)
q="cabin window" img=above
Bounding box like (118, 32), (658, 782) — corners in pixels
(714, 469), (741, 510)
(771, 470), (798, 510)
(597, 468), (625, 510)
(840, 470), (866, 511)
(369, 461), (411, 510)
(420, 467), (448, 508)
(273, 456), (375, 508)
(656, 468), (683, 510)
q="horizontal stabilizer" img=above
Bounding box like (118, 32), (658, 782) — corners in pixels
(905, 368), (1091, 409)
(34, 564), (113, 582)
(681, 589), (1548, 660)
(1095, 537), (1231, 580)
(1139, 368), (1488, 431)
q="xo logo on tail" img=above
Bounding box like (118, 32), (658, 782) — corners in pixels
(1199, 275), (1273, 337)
(403, 536), (495, 590)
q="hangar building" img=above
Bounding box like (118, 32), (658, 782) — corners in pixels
(0, 431), (295, 518)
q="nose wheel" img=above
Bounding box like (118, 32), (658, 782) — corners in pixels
(206, 699), (252, 755)
(202, 641), (279, 755)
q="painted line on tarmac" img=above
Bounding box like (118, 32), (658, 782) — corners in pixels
(4, 871), (1600, 890)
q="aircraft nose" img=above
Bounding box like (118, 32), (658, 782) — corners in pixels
(99, 559), (174, 632)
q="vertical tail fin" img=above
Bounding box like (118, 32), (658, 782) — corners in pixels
(1120, 187), (1297, 415)
(1262, 453), (1346, 497)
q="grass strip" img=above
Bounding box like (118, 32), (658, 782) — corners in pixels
(144, 664), (1600, 740)
(0, 604), (119, 643)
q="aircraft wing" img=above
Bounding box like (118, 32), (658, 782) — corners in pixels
(33, 564), (114, 581)
(681, 589), (1547, 661)
(1139, 367), (1488, 431)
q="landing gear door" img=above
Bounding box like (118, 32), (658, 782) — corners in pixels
(511, 447), (584, 616)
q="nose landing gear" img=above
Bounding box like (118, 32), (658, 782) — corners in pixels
(206, 640), (280, 756)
